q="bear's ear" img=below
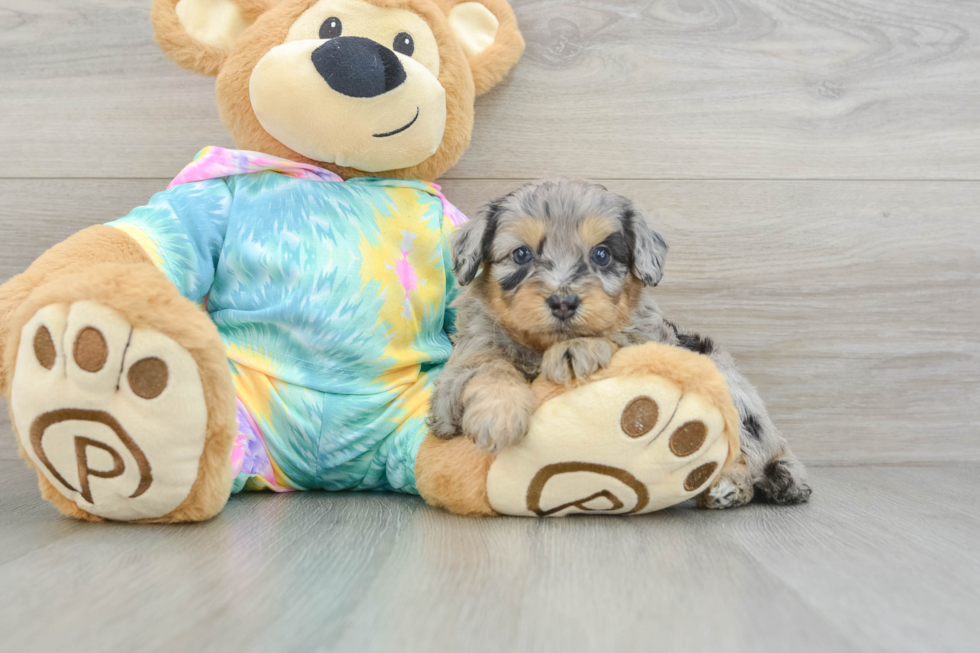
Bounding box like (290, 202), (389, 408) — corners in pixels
(151, 0), (276, 76)
(441, 0), (525, 96)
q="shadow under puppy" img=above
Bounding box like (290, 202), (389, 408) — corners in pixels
(428, 179), (811, 508)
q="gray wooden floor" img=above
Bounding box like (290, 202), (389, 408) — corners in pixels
(1, 0), (979, 651)
(1, 459), (978, 653)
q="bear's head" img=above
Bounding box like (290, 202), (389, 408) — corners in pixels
(152, 0), (524, 181)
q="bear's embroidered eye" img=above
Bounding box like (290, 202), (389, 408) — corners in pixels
(319, 17), (342, 39)
(591, 245), (611, 267)
(513, 246), (533, 265)
(393, 32), (414, 56)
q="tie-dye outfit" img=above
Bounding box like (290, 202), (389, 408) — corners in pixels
(107, 147), (466, 494)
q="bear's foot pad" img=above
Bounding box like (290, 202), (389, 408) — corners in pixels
(11, 301), (209, 521)
(486, 375), (729, 516)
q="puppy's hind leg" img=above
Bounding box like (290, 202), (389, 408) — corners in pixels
(709, 349), (812, 506)
(753, 445), (812, 505)
(697, 453), (754, 510)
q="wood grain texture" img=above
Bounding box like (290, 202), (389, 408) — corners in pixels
(1, 0), (979, 179)
(1, 2), (978, 651)
(0, 414), (12, 461)
(2, 179), (977, 463)
(0, 459), (977, 652)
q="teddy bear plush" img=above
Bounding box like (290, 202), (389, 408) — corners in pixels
(0, 0), (739, 522)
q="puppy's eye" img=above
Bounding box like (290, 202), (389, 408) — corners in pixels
(512, 246), (533, 265)
(591, 246), (612, 267)
(319, 17), (342, 39)
(393, 32), (414, 56)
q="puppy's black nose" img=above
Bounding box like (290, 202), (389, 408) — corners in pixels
(547, 293), (581, 321)
(311, 36), (406, 98)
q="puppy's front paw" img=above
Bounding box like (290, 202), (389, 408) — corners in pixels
(461, 376), (537, 453)
(427, 377), (464, 440)
(541, 338), (618, 385)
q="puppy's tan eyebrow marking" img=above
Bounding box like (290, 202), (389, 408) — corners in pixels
(579, 216), (616, 247)
(509, 217), (546, 252)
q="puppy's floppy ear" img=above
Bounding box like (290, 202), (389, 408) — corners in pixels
(624, 206), (669, 287)
(151, 0), (275, 76)
(451, 200), (503, 286)
(439, 0), (525, 95)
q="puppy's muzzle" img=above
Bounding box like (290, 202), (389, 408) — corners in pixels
(546, 293), (580, 321)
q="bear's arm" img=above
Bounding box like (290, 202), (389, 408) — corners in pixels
(105, 178), (234, 306)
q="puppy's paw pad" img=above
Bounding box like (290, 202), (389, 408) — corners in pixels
(11, 302), (209, 521)
(697, 473), (753, 509)
(702, 478), (738, 508)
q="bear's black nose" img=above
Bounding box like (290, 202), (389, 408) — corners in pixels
(311, 36), (407, 98)
(546, 293), (581, 321)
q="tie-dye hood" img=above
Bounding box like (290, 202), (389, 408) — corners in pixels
(169, 146), (468, 228)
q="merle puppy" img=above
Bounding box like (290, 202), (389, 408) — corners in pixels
(428, 179), (811, 508)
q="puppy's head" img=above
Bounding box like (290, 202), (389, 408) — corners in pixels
(452, 179), (668, 352)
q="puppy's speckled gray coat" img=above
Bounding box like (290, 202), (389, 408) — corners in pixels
(428, 179), (811, 508)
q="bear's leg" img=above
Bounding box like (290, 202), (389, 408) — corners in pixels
(415, 434), (497, 516)
(2, 257), (236, 523)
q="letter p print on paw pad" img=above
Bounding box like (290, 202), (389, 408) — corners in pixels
(10, 301), (209, 520)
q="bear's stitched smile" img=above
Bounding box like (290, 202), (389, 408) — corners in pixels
(373, 107), (420, 138)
